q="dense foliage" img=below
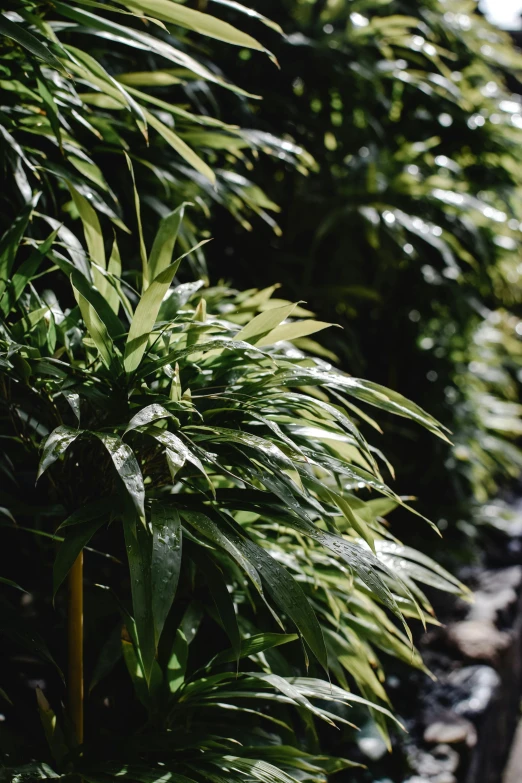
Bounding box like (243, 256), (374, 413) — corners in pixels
(208, 0), (522, 541)
(0, 0), (309, 273)
(1, 0), (519, 781)
(0, 196), (462, 778)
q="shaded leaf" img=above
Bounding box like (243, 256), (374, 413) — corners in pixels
(37, 426), (81, 480)
(151, 501), (182, 644)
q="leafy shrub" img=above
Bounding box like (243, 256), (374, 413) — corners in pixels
(0, 191), (463, 778)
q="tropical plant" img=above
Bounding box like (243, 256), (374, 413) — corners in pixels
(207, 0), (522, 538)
(0, 0), (310, 275)
(0, 184), (464, 780)
(0, 0), (474, 779)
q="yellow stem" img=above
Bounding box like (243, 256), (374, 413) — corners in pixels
(68, 552), (84, 745)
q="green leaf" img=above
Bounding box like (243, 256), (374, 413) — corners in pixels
(256, 319), (334, 347)
(219, 755), (299, 783)
(124, 244), (205, 373)
(67, 182), (108, 298)
(146, 428), (214, 492)
(327, 490), (375, 552)
(236, 537), (328, 671)
(181, 511), (264, 595)
(67, 45), (147, 133)
(0, 686), (12, 705)
(211, 633), (298, 666)
(124, 0), (267, 51)
(56, 498), (114, 531)
(166, 445), (185, 480)
(94, 433), (145, 518)
(37, 425), (81, 480)
(193, 547), (240, 661)
(70, 268), (126, 339)
(235, 302), (298, 344)
(0, 194), (40, 301)
(122, 637), (149, 707)
(122, 510), (155, 683)
(144, 109), (215, 184)
(54, 3), (255, 96)
(42, 215), (91, 279)
(124, 403), (173, 435)
(375, 541), (467, 594)
(209, 0), (283, 34)
(264, 506), (408, 629)
(271, 366), (450, 441)
(166, 628), (187, 693)
(138, 334), (265, 378)
(89, 623), (123, 693)
(0, 15), (64, 71)
(74, 285), (118, 370)
(147, 203), (187, 282)
(124, 152), (148, 288)
(190, 425), (293, 470)
(106, 235), (122, 314)
(35, 688), (68, 766)
(53, 515), (106, 597)
(37, 76), (62, 149)
(150, 501), (182, 644)
(1, 228), (58, 316)
(0, 576), (27, 592)
(342, 378), (452, 441)
(73, 294), (118, 372)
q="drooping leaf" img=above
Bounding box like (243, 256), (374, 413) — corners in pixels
(191, 546), (240, 661)
(53, 514), (106, 597)
(211, 633), (298, 666)
(0, 576), (27, 592)
(0, 15), (64, 71)
(94, 433), (145, 518)
(89, 623), (123, 693)
(122, 510), (155, 683)
(124, 0), (267, 51)
(150, 501), (182, 644)
(56, 498), (114, 531)
(124, 403), (173, 435)
(37, 426), (82, 480)
(37, 76), (62, 149)
(209, 0), (283, 34)
(232, 532), (328, 671)
(144, 110), (216, 184)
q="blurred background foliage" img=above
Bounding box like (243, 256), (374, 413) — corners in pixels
(204, 0), (522, 552)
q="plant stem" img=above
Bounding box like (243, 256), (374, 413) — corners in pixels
(68, 552), (84, 745)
